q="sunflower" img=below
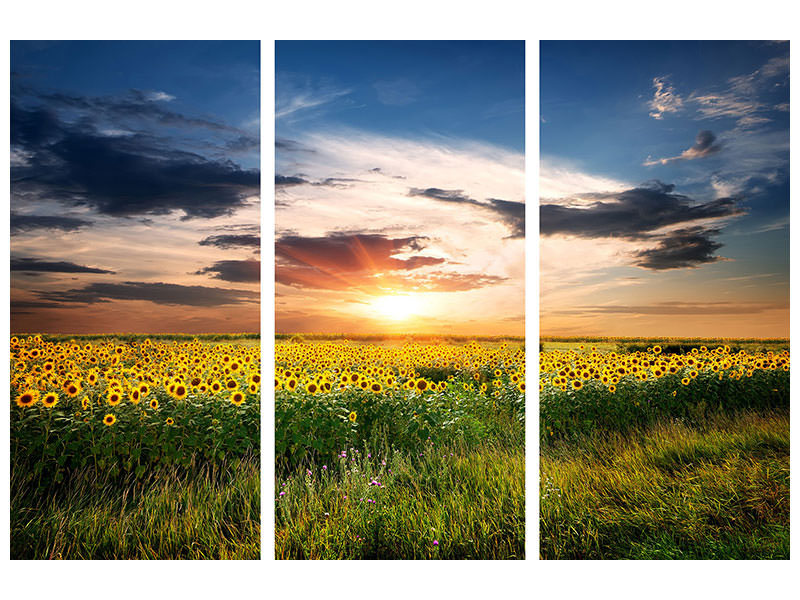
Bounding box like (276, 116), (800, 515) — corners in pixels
(231, 391), (245, 406)
(165, 417), (174, 426)
(225, 379), (238, 391)
(65, 382), (81, 397)
(348, 411), (357, 423)
(173, 384), (188, 400)
(149, 398), (159, 410)
(42, 391), (59, 408)
(81, 396), (91, 410)
(16, 390), (39, 408)
(129, 389), (141, 404)
(103, 413), (116, 426)
(107, 391), (122, 406)
(517, 381), (526, 393)
(415, 379), (428, 392)
(370, 382), (383, 393)
(305, 382), (318, 394)
(571, 379), (583, 390)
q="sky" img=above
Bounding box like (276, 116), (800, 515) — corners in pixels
(275, 41), (525, 335)
(10, 41), (260, 333)
(540, 41), (789, 338)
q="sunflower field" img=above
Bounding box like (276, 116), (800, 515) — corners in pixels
(540, 343), (789, 440)
(10, 334), (260, 559)
(540, 340), (790, 560)
(275, 339), (525, 559)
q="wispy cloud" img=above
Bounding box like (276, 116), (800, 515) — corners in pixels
(275, 76), (352, 120)
(648, 76), (684, 119)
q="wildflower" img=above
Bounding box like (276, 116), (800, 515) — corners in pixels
(433, 540), (439, 546)
(103, 414), (116, 426)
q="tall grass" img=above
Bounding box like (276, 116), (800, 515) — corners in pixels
(276, 442), (524, 559)
(11, 455), (260, 560)
(540, 410), (789, 559)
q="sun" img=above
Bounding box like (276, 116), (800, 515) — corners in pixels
(370, 294), (421, 321)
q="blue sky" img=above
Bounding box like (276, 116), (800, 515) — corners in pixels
(275, 41), (525, 335)
(540, 41), (789, 337)
(277, 40), (524, 152)
(10, 41), (260, 333)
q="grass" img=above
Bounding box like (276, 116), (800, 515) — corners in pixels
(10, 334), (261, 560)
(11, 456), (260, 560)
(276, 442), (524, 559)
(540, 410), (789, 560)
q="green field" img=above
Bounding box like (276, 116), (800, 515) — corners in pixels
(275, 339), (525, 559)
(540, 337), (789, 560)
(10, 334), (260, 560)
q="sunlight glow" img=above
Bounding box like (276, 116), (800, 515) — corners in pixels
(370, 294), (422, 321)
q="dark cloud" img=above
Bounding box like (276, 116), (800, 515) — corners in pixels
(644, 130), (723, 165)
(10, 213), (93, 234)
(486, 198), (525, 238)
(198, 233), (261, 250)
(540, 181), (743, 239)
(274, 232), (509, 293)
(225, 135), (259, 153)
(10, 97), (259, 220)
(275, 138), (315, 153)
(275, 174), (308, 187)
(631, 226), (724, 270)
(409, 187), (479, 205)
(275, 233), (446, 291)
(38, 89), (242, 134)
(409, 188), (525, 238)
(196, 259), (260, 283)
(11, 257), (115, 274)
(35, 281), (258, 307)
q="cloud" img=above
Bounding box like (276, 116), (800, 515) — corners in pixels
(196, 259), (260, 283)
(276, 138), (316, 153)
(145, 91), (176, 102)
(687, 53), (789, 123)
(35, 281), (258, 306)
(558, 301), (783, 316)
(643, 130), (723, 166)
(198, 233), (260, 250)
(277, 233), (442, 271)
(10, 213), (93, 234)
(36, 89), (239, 133)
(11, 257), (115, 274)
(275, 174), (309, 187)
(374, 78), (420, 106)
(648, 76), (684, 119)
(11, 101), (259, 219)
(629, 226), (724, 270)
(540, 180), (743, 239)
(408, 188), (525, 238)
(275, 76), (352, 120)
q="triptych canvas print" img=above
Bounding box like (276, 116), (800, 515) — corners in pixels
(7, 39), (789, 561)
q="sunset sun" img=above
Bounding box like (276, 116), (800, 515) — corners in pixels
(370, 294), (421, 321)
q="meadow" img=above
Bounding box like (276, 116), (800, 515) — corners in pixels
(540, 339), (789, 559)
(10, 334), (260, 559)
(275, 338), (525, 559)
